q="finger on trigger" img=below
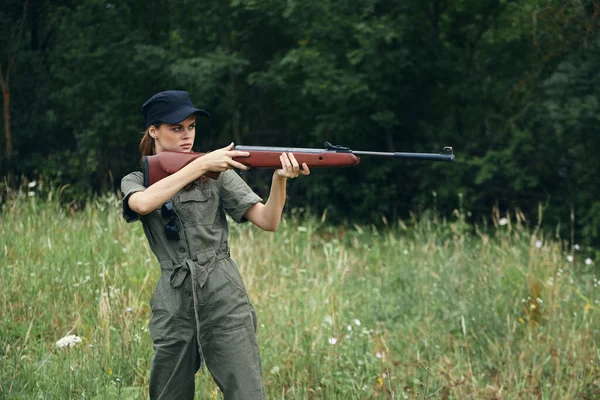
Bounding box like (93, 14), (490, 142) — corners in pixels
(232, 160), (249, 170)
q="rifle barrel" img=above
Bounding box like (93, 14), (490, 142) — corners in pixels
(353, 150), (455, 162)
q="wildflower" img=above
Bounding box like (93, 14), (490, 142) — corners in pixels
(56, 335), (83, 349)
(354, 319), (361, 326)
(536, 298), (543, 304)
(498, 218), (508, 226)
(297, 226), (308, 232)
(125, 307), (132, 313)
(585, 258), (593, 265)
(347, 325), (352, 331)
(403, 249), (409, 255)
(574, 244), (581, 251)
(567, 255), (574, 263)
(376, 352), (383, 359)
(28, 191), (35, 197)
(270, 366), (280, 374)
(535, 240), (543, 249)
(328, 337), (338, 345)
(28, 180), (37, 188)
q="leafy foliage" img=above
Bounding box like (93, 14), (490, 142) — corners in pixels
(1, 0), (600, 243)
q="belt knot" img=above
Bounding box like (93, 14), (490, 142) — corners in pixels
(167, 246), (230, 288)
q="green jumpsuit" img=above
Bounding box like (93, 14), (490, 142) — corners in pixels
(121, 170), (266, 400)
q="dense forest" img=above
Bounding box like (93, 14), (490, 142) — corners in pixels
(1, 0), (599, 243)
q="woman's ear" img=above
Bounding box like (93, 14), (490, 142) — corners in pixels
(149, 125), (158, 139)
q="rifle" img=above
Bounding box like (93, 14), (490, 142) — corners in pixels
(142, 141), (455, 187)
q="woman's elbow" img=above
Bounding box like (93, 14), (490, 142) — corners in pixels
(259, 218), (280, 232)
(128, 195), (154, 216)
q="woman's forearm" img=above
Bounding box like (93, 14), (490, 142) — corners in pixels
(128, 158), (209, 215)
(261, 174), (288, 230)
(245, 173), (288, 231)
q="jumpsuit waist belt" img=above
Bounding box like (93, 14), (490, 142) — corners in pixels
(158, 246), (231, 289)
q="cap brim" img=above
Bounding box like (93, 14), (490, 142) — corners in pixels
(161, 106), (211, 124)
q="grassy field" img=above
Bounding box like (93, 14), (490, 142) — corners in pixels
(0, 191), (599, 399)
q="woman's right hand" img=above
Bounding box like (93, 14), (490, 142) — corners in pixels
(196, 142), (250, 172)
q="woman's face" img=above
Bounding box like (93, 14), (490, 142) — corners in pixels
(150, 115), (197, 153)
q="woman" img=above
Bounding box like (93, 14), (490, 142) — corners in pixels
(121, 90), (310, 400)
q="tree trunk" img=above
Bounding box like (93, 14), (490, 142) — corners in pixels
(0, 0), (28, 160)
(2, 85), (11, 157)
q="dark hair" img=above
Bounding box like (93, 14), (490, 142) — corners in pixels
(139, 124), (162, 156)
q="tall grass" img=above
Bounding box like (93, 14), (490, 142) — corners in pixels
(0, 191), (598, 399)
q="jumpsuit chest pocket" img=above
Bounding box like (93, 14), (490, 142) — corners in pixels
(177, 188), (216, 226)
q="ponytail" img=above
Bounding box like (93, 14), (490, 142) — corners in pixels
(139, 124), (161, 157)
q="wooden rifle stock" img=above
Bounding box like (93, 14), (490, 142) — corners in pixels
(142, 142), (455, 187)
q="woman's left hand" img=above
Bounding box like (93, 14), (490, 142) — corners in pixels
(275, 152), (311, 178)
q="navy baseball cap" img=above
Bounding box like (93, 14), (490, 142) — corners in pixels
(142, 90), (210, 127)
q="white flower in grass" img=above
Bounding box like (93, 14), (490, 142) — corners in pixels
(498, 218), (508, 226)
(585, 258), (593, 265)
(328, 337), (337, 345)
(28, 180), (37, 188)
(567, 255), (574, 263)
(347, 325), (352, 331)
(56, 335), (82, 348)
(535, 240), (543, 249)
(354, 319), (361, 326)
(28, 191), (35, 197)
(574, 244), (581, 251)
(376, 352), (383, 359)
